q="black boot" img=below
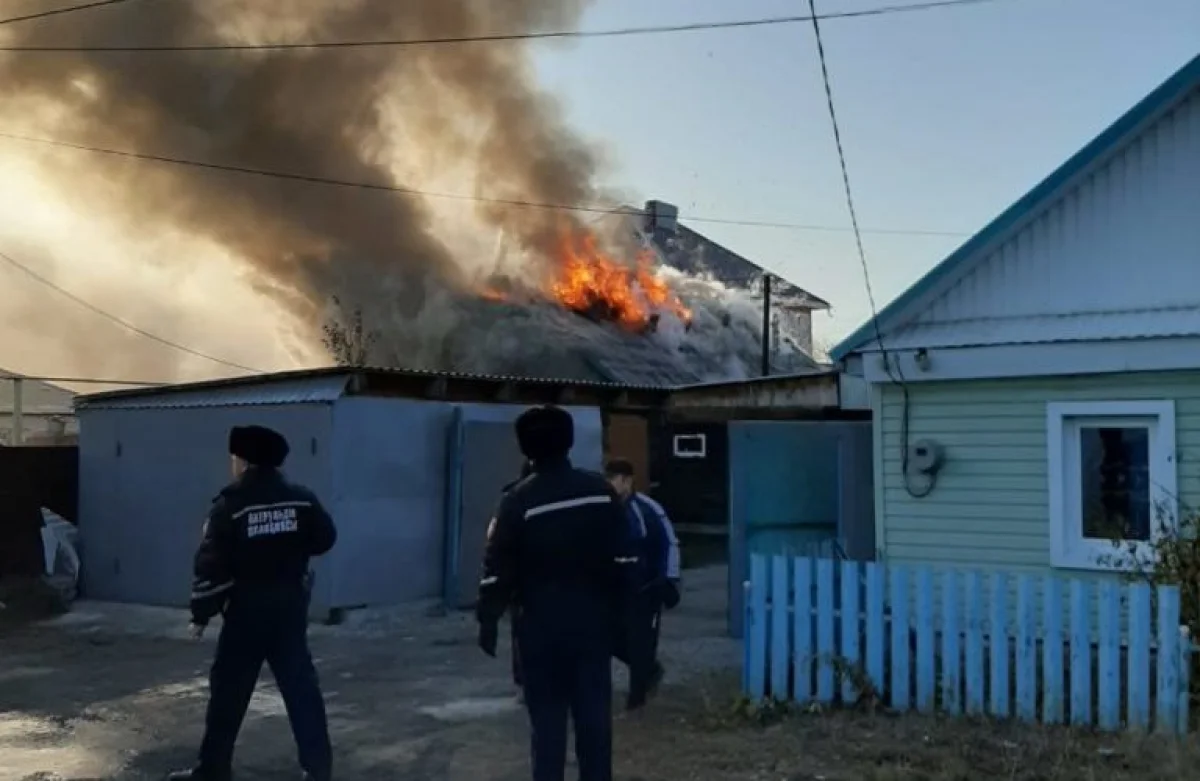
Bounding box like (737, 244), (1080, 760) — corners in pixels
(626, 661), (665, 711)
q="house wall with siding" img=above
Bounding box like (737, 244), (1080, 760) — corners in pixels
(862, 82), (1200, 355)
(875, 370), (1200, 635)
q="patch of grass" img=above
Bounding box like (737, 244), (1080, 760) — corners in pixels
(617, 672), (1200, 780)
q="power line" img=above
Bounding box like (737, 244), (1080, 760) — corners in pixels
(0, 0), (142, 28)
(807, 1), (928, 498)
(0, 0), (1008, 52)
(0, 130), (967, 239)
(0, 248), (264, 373)
(805, 2), (881, 328)
(687, 214), (965, 238)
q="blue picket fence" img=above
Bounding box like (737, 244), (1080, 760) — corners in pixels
(743, 555), (1193, 734)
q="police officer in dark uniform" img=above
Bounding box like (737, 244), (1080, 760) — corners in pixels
(501, 460), (535, 697)
(477, 406), (638, 781)
(169, 425), (338, 781)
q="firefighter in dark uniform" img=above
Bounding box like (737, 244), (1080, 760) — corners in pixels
(501, 460), (535, 697)
(476, 406), (638, 781)
(169, 425), (338, 781)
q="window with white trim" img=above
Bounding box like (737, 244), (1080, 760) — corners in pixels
(1046, 400), (1177, 571)
(672, 433), (707, 459)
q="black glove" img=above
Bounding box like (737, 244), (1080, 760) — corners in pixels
(662, 579), (681, 610)
(478, 619), (499, 657)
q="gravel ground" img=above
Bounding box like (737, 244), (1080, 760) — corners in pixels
(5, 563), (1196, 781)
(0, 565), (739, 781)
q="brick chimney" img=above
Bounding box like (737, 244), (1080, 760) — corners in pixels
(643, 200), (679, 234)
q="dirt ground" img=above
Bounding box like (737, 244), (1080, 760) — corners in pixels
(3, 565), (1200, 781)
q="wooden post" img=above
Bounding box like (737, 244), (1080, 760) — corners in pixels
(761, 273), (772, 377)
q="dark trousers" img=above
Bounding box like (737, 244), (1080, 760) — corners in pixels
(614, 591), (663, 700)
(517, 617), (613, 781)
(198, 588), (331, 781)
(512, 615), (524, 688)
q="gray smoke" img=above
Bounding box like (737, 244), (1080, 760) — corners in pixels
(0, 0), (622, 375)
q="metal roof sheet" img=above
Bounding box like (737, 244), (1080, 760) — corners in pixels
(831, 52), (1200, 362)
(76, 375), (350, 410)
(860, 307), (1200, 352)
(74, 365), (667, 408)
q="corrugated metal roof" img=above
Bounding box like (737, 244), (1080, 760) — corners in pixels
(831, 52), (1200, 362)
(355, 365), (665, 391)
(77, 375), (351, 410)
(863, 308), (1200, 352)
(75, 365), (667, 408)
(672, 367), (835, 391)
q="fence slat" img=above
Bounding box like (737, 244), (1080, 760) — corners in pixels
(816, 559), (836, 703)
(743, 557), (1191, 738)
(793, 557), (813, 702)
(1156, 586), (1181, 734)
(1179, 627), (1192, 735)
(770, 556), (790, 700)
(1097, 581), (1120, 731)
(1015, 575), (1036, 722)
(747, 555), (768, 701)
(942, 571), (961, 715)
(742, 580), (752, 695)
(1043, 576), (1064, 725)
(964, 572), (984, 715)
(989, 573), (1010, 718)
(890, 566), (910, 711)
(1127, 583), (1151, 730)
(840, 560), (861, 704)
(915, 568), (935, 713)
(1069, 580), (1091, 726)
(865, 562), (885, 697)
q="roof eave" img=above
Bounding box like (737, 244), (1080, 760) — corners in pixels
(829, 52), (1200, 364)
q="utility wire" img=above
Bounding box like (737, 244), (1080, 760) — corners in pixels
(0, 0), (1008, 52)
(806, 0), (928, 497)
(805, 2), (882, 330)
(0, 248), (264, 373)
(0, 130), (968, 239)
(0, 0), (142, 27)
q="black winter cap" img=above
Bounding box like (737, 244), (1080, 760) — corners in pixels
(514, 406), (574, 461)
(229, 425), (290, 468)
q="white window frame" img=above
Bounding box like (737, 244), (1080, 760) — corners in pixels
(1046, 400), (1177, 572)
(672, 433), (707, 459)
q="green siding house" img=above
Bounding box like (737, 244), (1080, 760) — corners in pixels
(831, 53), (1200, 580)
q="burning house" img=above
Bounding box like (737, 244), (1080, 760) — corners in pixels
(389, 199), (830, 388)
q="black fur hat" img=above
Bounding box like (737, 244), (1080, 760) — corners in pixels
(514, 406), (574, 461)
(228, 425), (290, 468)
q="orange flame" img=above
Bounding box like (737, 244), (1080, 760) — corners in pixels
(547, 229), (692, 331)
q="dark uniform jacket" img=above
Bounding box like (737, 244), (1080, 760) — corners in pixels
(190, 467), (337, 625)
(477, 459), (639, 633)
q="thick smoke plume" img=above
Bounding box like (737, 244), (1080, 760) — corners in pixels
(0, 0), (616, 377)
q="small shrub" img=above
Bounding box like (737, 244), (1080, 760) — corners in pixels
(1103, 506), (1200, 703)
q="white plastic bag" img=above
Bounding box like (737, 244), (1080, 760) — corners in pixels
(40, 507), (80, 589)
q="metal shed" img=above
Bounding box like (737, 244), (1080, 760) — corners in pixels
(74, 367), (669, 614)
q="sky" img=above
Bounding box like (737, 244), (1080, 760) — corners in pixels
(531, 0), (1200, 353)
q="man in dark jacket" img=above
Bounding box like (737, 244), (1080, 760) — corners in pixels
(169, 425), (338, 781)
(501, 460), (534, 697)
(604, 458), (681, 710)
(477, 406), (638, 781)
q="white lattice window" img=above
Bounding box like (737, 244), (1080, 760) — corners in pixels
(1046, 400), (1177, 571)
